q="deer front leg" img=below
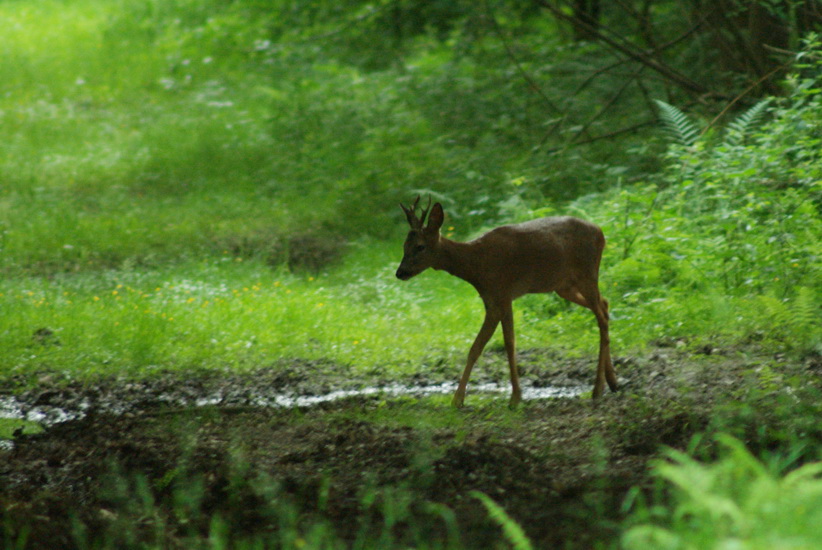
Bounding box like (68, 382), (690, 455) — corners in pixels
(500, 302), (521, 408)
(452, 305), (500, 408)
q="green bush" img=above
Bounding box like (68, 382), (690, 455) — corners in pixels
(623, 435), (822, 550)
(574, 41), (822, 355)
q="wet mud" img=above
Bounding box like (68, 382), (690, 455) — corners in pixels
(1, 348), (815, 548)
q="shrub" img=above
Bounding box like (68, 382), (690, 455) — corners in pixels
(623, 435), (822, 550)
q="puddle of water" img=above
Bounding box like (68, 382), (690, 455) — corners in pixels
(264, 382), (584, 408)
(0, 382), (585, 432)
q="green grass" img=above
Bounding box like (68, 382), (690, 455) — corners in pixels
(0, 244), (471, 381)
(0, 0), (296, 276)
(0, 418), (43, 439)
(0, 241), (614, 385)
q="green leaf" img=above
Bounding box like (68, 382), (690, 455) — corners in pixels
(726, 99), (772, 145)
(654, 100), (701, 146)
(471, 491), (533, 550)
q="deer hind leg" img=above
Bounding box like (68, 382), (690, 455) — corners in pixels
(500, 302), (521, 408)
(556, 284), (617, 398)
(453, 303), (501, 408)
(590, 291), (617, 397)
(599, 297), (618, 391)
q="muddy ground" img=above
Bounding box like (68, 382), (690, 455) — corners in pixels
(1, 347), (819, 549)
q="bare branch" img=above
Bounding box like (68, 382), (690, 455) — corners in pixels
(538, 120), (656, 154)
(483, 0), (564, 116)
(571, 65), (647, 142)
(535, 0), (716, 97)
(703, 60), (792, 135)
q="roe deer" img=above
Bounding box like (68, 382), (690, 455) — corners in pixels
(396, 196), (617, 408)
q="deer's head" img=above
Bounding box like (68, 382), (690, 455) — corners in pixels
(396, 196), (444, 280)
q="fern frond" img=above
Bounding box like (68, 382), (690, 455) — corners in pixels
(726, 98), (772, 144)
(755, 288), (821, 353)
(654, 100), (701, 146)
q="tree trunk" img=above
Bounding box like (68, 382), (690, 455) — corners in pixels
(573, 0), (600, 40)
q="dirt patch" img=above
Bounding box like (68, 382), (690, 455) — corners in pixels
(1, 347), (817, 548)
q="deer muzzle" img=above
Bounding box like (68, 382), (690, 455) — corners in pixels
(395, 266), (413, 280)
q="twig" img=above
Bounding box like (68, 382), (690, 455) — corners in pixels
(540, 120), (656, 154)
(571, 65), (647, 142)
(483, 0), (563, 116)
(702, 60), (792, 135)
(536, 0), (714, 97)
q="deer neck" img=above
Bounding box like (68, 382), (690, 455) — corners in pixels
(433, 238), (483, 288)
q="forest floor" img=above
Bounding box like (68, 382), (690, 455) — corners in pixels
(1, 345), (818, 549)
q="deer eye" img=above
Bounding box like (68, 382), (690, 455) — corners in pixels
(415, 244), (426, 253)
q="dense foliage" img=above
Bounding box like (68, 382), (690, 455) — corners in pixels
(1, 0), (820, 548)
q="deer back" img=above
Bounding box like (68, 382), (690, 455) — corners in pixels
(456, 216), (604, 299)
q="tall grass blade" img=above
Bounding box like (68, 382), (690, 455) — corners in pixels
(471, 491), (533, 550)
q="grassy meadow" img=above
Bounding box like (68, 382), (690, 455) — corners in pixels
(0, 0), (655, 384)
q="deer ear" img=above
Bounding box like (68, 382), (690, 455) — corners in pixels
(426, 203), (445, 232)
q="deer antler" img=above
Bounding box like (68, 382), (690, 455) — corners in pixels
(400, 195), (432, 230)
(400, 196), (420, 229)
(419, 196), (432, 226)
